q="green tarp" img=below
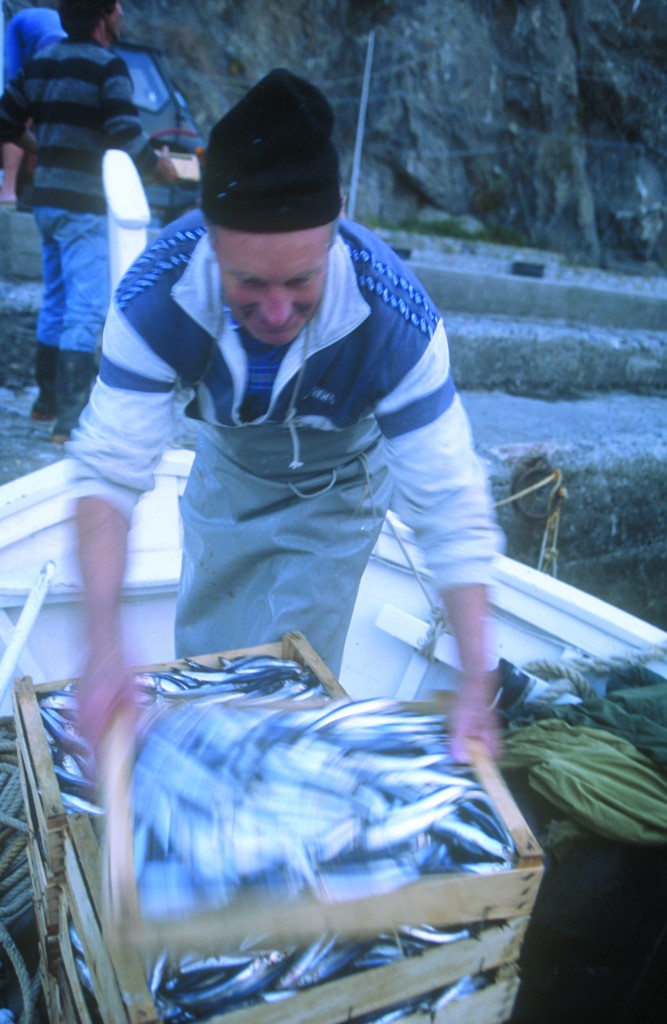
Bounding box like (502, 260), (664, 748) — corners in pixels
(505, 675), (667, 770)
(502, 719), (667, 844)
(502, 666), (667, 847)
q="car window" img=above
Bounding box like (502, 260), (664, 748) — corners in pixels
(115, 46), (170, 114)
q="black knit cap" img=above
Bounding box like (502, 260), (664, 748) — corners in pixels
(202, 68), (342, 232)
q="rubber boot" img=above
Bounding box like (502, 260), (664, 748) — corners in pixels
(51, 350), (96, 444)
(30, 343), (59, 421)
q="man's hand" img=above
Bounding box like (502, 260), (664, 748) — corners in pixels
(76, 641), (137, 758)
(155, 146), (178, 185)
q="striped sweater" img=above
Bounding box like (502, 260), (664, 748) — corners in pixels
(0, 37), (158, 214)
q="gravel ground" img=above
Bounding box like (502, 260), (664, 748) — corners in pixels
(0, 384), (198, 486)
(0, 387), (68, 483)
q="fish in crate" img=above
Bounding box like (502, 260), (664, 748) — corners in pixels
(110, 699), (519, 933)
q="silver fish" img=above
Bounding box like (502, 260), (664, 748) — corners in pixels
(431, 972), (485, 1009)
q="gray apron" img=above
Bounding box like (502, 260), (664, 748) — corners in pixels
(175, 419), (393, 675)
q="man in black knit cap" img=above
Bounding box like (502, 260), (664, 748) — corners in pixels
(0, 0), (176, 440)
(67, 68), (503, 764)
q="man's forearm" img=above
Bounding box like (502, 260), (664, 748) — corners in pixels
(75, 495), (135, 753)
(441, 583), (491, 690)
(76, 495), (130, 645)
(440, 583), (501, 760)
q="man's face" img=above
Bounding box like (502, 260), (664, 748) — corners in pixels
(209, 223), (334, 346)
(104, 2), (124, 44)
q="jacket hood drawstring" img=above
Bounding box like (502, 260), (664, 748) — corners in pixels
(285, 321), (312, 470)
(284, 321), (341, 501)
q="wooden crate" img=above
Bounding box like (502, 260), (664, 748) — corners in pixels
(12, 632), (346, 939)
(13, 664), (73, 946)
(14, 631), (543, 1024)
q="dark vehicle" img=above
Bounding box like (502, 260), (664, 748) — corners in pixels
(7, 40), (205, 224)
(114, 41), (206, 224)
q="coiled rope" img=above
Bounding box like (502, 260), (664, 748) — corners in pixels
(523, 640), (667, 690)
(495, 463), (567, 577)
(0, 723), (39, 1024)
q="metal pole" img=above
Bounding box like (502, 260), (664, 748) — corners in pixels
(347, 29), (375, 222)
(0, 560), (56, 705)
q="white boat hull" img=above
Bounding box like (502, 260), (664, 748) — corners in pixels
(1, 449), (665, 716)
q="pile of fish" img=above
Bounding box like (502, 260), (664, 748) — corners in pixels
(37, 654), (329, 814)
(147, 932), (493, 1022)
(134, 654), (329, 704)
(133, 697), (516, 923)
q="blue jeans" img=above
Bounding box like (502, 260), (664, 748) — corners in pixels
(33, 207), (110, 354)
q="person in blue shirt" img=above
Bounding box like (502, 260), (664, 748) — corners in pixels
(1, 5), (66, 205)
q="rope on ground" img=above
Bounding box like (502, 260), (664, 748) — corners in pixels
(0, 720), (38, 1024)
(495, 464), (567, 578)
(537, 472), (567, 577)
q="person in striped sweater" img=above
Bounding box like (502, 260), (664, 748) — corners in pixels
(0, 0), (176, 440)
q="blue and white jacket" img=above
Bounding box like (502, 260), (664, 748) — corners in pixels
(67, 213), (502, 591)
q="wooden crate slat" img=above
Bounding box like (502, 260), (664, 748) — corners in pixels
(125, 643), (282, 677)
(24, 830), (59, 943)
(13, 675), (66, 835)
(119, 858), (542, 956)
(58, 894), (98, 1024)
(338, 968), (520, 1024)
(431, 969), (520, 1024)
(282, 631), (350, 699)
(64, 816), (161, 1024)
(468, 741), (542, 865)
(36, 935), (59, 1018)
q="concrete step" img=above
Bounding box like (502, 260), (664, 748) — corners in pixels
(412, 258), (667, 331)
(448, 314), (666, 398)
(380, 227), (667, 330)
(3, 206), (667, 327)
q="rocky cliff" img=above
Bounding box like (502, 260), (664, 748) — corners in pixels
(9, 0), (667, 270)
